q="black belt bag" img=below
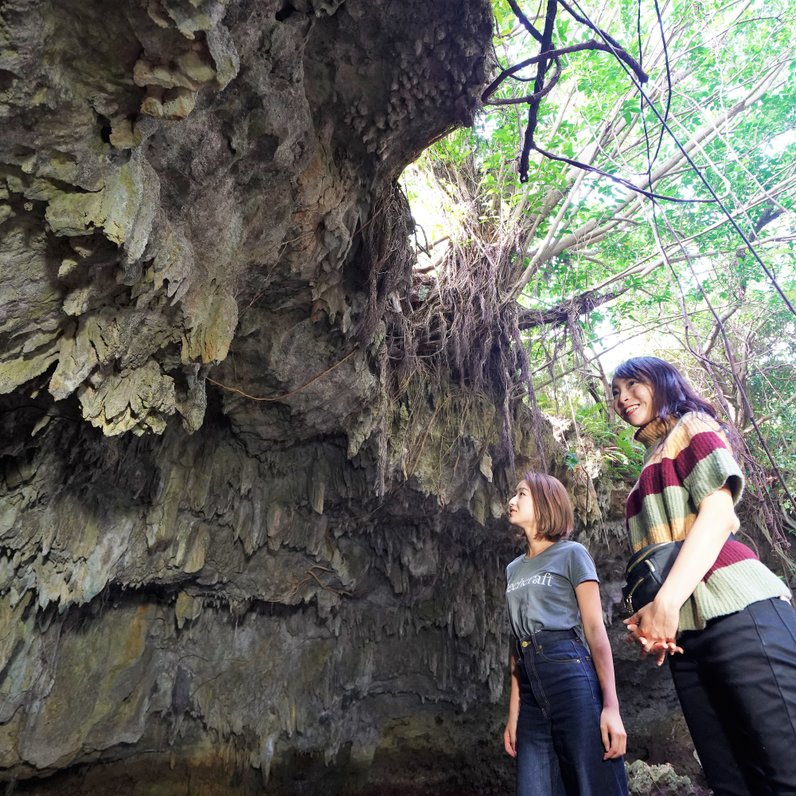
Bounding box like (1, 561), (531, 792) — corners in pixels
(622, 541), (682, 616)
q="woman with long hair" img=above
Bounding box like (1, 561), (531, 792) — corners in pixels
(503, 471), (628, 796)
(612, 355), (796, 795)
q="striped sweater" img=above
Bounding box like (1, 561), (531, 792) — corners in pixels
(626, 412), (789, 631)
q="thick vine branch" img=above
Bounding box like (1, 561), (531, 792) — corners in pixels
(506, 0), (544, 42)
(483, 40), (645, 105)
(517, 0), (559, 182)
(490, 0), (649, 183)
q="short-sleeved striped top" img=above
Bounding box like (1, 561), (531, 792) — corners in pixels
(626, 412), (789, 631)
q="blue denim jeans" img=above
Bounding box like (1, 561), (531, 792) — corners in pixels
(515, 631), (628, 796)
(670, 597), (796, 796)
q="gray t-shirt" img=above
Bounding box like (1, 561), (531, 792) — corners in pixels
(505, 540), (599, 640)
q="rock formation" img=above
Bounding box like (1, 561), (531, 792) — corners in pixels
(0, 1), (697, 793)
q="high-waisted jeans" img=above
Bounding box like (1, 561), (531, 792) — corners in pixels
(670, 597), (796, 796)
(515, 630), (628, 796)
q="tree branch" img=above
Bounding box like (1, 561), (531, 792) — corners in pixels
(483, 40), (647, 105)
(517, 289), (620, 329)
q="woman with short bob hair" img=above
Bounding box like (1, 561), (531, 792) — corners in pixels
(503, 471), (628, 796)
(612, 355), (796, 796)
(519, 470), (574, 541)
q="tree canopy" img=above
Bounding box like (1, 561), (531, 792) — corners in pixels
(402, 0), (796, 558)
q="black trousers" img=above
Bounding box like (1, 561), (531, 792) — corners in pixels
(670, 597), (796, 796)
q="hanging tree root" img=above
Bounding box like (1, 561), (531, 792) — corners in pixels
(356, 179), (552, 486)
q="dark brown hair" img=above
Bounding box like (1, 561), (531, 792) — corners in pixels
(612, 356), (716, 422)
(520, 471), (574, 541)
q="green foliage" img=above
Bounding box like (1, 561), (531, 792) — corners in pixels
(575, 403), (645, 479)
(403, 0), (796, 539)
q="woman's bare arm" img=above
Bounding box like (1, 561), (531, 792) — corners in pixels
(503, 648), (521, 757)
(577, 580), (627, 758)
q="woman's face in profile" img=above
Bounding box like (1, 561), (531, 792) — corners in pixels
(508, 480), (535, 530)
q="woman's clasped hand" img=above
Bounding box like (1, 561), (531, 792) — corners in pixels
(623, 602), (683, 666)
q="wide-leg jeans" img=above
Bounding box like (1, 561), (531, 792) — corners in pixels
(515, 631), (628, 796)
(670, 597), (796, 796)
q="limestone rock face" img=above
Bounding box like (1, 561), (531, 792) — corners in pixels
(0, 0), (535, 792)
(1, 0), (489, 436)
